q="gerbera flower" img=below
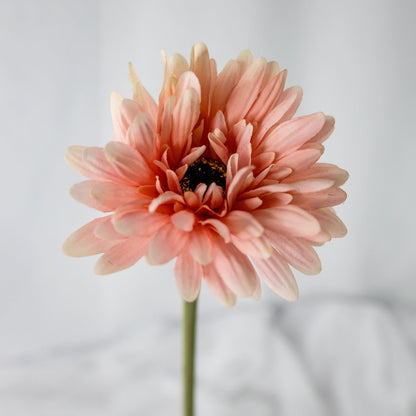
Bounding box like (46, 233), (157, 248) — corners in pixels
(63, 42), (348, 307)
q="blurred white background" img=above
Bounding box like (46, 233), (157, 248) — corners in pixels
(1, 0), (415, 414)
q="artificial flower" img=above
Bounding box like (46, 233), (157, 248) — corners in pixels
(63, 42), (348, 306)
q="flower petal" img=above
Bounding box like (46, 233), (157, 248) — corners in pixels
(223, 210), (264, 239)
(174, 252), (202, 302)
(146, 223), (189, 265)
(91, 182), (140, 211)
(246, 69), (287, 122)
(226, 57), (267, 126)
(212, 242), (259, 297)
(171, 88), (200, 160)
(113, 204), (169, 237)
(231, 235), (272, 259)
(211, 60), (240, 115)
(104, 141), (153, 185)
(94, 216), (127, 240)
(283, 163), (349, 187)
(190, 42), (211, 117)
(262, 113), (326, 156)
(268, 233), (321, 275)
(254, 205), (321, 237)
(128, 62), (158, 121)
(126, 112), (157, 162)
(254, 86), (303, 146)
(203, 262), (236, 307)
(69, 180), (112, 212)
(312, 207), (347, 237)
(253, 249), (299, 301)
(189, 227), (215, 265)
(94, 237), (149, 275)
(149, 191), (185, 213)
(171, 210), (195, 232)
(292, 186), (347, 210)
(62, 217), (117, 257)
(111, 94), (141, 142)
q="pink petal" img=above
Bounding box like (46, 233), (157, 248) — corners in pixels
(251, 152), (276, 172)
(203, 262), (236, 307)
(312, 207), (347, 237)
(171, 210), (195, 231)
(175, 71), (202, 103)
(69, 180), (112, 212)
(276, 145), (323, 171)
(126, 112), (157, 162)
(190, 227), (215, 265)
(234, 121), (253, 169)
(223, 210), (264, 239)
(254, 86), (303, 146)
(94, 237), (149, 275)
(292, 187), (347, 210)
(148, 191), (184, 213)
(190, 43), (211, 117)
(227, 165), (253, 207)
(81, 147), (125, 184)
(64, 146), (95, 179)
(111, 94), (141, 143)
(113, 204), (169, 237)
(262, 113), (326, 156)
(128, 62), (158, 122)
(94, 216), (127, 240)
(104, 141), (154, 185)
(91, 182), (140, 211)
(184, 191), (200, 210)
(309, 115), (335, 144)
(246, 69), (287, 122)
(234, 197), (263, 211)
(200, 218), (231, 242)
(208, 130), (229, 165)
(240, 183), (295, 199)
(254, 205), (321, 237)
(160, 96), (175, 146)
(62, 217), (117, 257)
(146, 223), (189, 265)
(236, 49), (254, 72)
(262, 60), (280, 85)
(284, 163), (349, 187)
(231, 235), (272, 259)
(166, 169), (182, 193)
(253, 249), (299, 301)
(202, 183), (224, 209)
(210, 110), (227, 133)
(291, 178), (335, 193)
(212, 242), (259, 297)
(211, 60), (239, 115)
(180, 145), (206, 166)
(226, 57), (267, 126)
(268, 233), (321, 275)
(174, 252), (202, 302)
(226, 153), (239, 187)
(171, 88), (200, 160)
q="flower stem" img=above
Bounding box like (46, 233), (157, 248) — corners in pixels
(182, 298), (198, 416)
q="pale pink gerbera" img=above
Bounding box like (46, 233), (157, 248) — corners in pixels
(63, 42), (348, 307)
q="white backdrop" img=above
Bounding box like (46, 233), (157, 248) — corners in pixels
(1, 0), (415, 414)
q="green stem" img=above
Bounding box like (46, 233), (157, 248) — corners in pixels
(182, 298), (198, 416)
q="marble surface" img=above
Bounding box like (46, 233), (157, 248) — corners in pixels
(2, 297), (415, 415)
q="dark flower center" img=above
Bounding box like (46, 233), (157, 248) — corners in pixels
(180, 157), (226, 194)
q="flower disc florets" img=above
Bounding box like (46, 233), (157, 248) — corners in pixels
(180, 158), (226, 195)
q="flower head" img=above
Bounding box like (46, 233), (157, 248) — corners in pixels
(63, 42), (348, 306)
